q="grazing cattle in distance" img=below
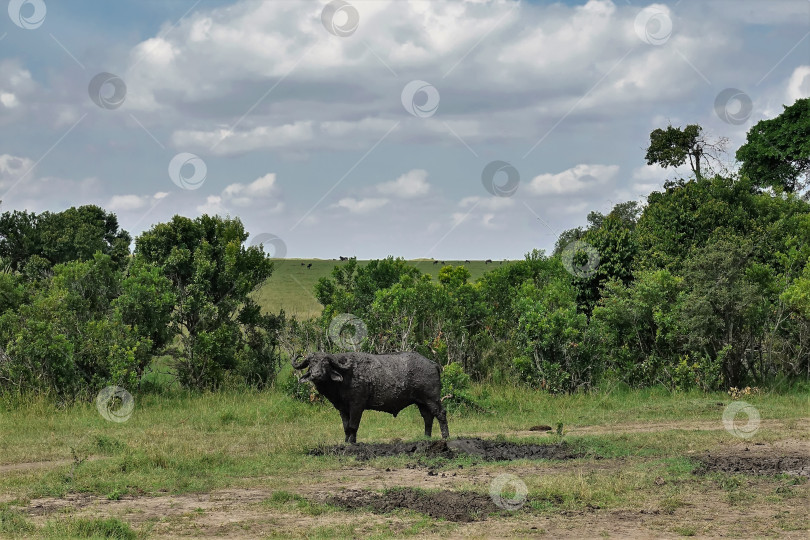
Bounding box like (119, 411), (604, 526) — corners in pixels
(300, 262), (306, 266)
(441, 261), (446, 265)
(292, 352), (449, 443)
(339, 256), (348, 261)
(465, 260), (470, 263)
(433, 260), (438, 265)
(307, 263), (312, 269)
(485, 259), (493, 264)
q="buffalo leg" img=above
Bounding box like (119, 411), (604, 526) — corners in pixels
(346, 407), (364, 444)
(339, 410), (351, 443)
(417, 404), (434, 437)
(428, 402), (449, 439)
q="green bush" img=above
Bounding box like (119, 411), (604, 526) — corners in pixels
(279, 371), (320, 404)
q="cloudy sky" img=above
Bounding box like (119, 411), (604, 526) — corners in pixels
(1, 0), (808, 259)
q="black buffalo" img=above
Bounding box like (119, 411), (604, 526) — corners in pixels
(292, 352), (450, 443)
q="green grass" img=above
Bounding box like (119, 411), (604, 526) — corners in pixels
(41, 517), (137, 539)
(0, 385), (805, 498)
(252, 259), (513, 318)
(0, 384), (806, 538)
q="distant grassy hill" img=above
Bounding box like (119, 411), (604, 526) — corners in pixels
(252, 259), (512, 319)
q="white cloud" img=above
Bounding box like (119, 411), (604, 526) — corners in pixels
(0, 154), (33, 183)
(0, 93), (18, 109)
(108, 192), (171, 212)
(222, 173), (280, 207)
(527, 164), (619, 196)
(786, 65), (810, 105)
(172, 122), (314, 156)
(120, 0), (737, 155)
(108, 195), (148, 211)
(333, 197), (389, 213)
(196, 195), (226, 215)
(377, 169), (431, 198)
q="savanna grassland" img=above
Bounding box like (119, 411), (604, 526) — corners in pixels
(2, 101), (810, 538)
(0, 263), (808, 539)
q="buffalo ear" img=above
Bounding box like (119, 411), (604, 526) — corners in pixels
(329, 371), (343, 382)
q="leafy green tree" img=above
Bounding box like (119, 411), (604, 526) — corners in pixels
(589, 270), (684, 387)
(736, 97), (810, 193)
(645, 124), (727, 178)
(0, 210), (38, 273)
(314, 256), (421, 319)
(513, 272), (592, 393)
(573, 212), (637, 313)
(634, 175), (759, 272)
(0, 205), (131, 273)
(0, 254), (150, 397)
(679, 234), (771, 387)
(134, 215), (282, 389)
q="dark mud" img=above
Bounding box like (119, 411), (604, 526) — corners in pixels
(310, 437), (582, 461)
(326, 488), (501, 522)
(697, 449), (810, 477)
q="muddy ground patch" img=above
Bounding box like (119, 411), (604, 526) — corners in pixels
(310, 437), (582, 461)
(326, 487), (501, 522)
(696, 440), (810, 477)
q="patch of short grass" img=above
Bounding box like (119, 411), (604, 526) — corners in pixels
(0, 506), (35, 536)
(41, 517), (137, 539)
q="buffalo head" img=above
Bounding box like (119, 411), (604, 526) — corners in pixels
(292, 353), (352, 384)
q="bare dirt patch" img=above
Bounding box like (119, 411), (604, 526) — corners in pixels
(309, 437), (582, 461)
(326, 487), (500, 522)
(472, 417), (810, 439)
(696, 440), (810, 477)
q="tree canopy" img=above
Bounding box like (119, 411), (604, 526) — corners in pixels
(736, 97), (810, 193)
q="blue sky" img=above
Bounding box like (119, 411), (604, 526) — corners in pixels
(1, 0), (808, 259)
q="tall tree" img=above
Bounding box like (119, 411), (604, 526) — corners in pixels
(645, 124), (727, 178)
(736, 97), (810, 193)
(135, 215), (282, 388)
(0, 205), (131, 273)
